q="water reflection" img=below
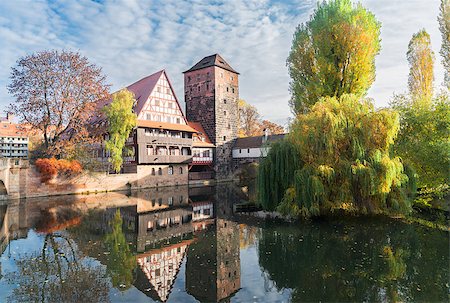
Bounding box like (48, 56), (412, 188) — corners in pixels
(0, 185), (448, 302)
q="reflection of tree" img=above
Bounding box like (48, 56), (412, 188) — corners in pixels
(6, 233), (109, 303)
(104, 209), (136, 290)
(239, 224), (259, 249)
(258, 219), (448, 302)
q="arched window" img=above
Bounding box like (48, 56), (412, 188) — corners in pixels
(151, 168), (155, 175)
(179, 167), (183, 174)
(158, 168), (162, 175)
(168, 166), (173, 175)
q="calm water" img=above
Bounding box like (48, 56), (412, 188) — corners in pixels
(0, 184), (448, 302)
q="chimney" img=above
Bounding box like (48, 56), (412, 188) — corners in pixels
(263, 128), (270, 144)
(6, 113), (14, 122)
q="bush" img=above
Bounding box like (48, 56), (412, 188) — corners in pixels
(35, 158), (83, 182)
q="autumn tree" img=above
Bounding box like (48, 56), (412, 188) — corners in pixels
(407, 30), (435, 106)
(439, 0), (450, 88)
(260, 120), (285, 135)
(7, 50), (110, 155)
(258, 95), (415, 217)
(238, 99), (261, 137)
(287, 0), (381, 113)
(104, 89), (137, 173)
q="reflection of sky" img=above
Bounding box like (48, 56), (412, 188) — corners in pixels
(0, 229), (46, 300)
(234, 246), (291, 303)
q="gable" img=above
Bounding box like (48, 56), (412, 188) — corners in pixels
(137, 71), (187, 125)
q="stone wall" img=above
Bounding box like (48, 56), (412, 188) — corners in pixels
(9, 163), (189, 199)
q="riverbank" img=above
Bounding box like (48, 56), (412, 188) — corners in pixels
(235, 204), (449, 232)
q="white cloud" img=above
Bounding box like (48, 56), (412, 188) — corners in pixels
(0, 0), (446, 126)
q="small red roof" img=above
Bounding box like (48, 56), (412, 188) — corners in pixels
(188, 122), (214, 147)
(0, 122), (28, 137)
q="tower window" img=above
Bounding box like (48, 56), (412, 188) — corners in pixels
(226, 87), (229, 92)
(223, 136), (226, 141)
(231, 76), (234, 80)
(188, 76), (191, 82)
(223, 99), (227, 104)
(206, 84), (209, 91)
(232, 88), (235, 93)
(198, 86), (200, 92)
(158, 168), (162, 175)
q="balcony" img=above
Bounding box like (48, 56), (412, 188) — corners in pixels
(139, 155), (192, 164)
(192, 157), (213, 164)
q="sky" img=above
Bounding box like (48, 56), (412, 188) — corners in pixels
(0, 0), (446, 127)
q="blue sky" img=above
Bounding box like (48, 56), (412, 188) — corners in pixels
(0, 0), (446, 126)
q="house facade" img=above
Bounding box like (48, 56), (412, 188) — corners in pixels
(0, 114), (28, 159)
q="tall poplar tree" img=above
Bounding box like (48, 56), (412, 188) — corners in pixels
(407, 30), (435, 106)
(287, 0), (381, 113)
(438, 0), (450, 88)
(104, 89), (137, 173)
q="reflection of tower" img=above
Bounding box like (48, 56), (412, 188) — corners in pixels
(186, 218), (240, 302)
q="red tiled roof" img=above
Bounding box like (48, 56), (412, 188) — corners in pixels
(188, 122), (215, 147)
(0, 122), (29, 137)
(128, 70), (164, 116)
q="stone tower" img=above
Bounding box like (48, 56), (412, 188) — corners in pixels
(183, 54), (239, 178)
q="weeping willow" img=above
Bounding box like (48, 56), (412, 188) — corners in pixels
(258, 94), (416, 217)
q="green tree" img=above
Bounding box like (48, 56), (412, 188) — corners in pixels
(104, 89), (137, 173)
(287, 0), (381, 113)
(258, 95), (415, 217)
(407, 30), (435, 106)
(391, 93), (450, 187)
(438, 0), (450, 88)
(104, 210), (136, 290)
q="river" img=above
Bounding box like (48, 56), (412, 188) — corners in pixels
(0, 184), (448, 302)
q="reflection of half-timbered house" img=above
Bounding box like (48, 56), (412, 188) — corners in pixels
(135, 239), (192, 302)
(188, 122), (215, 181)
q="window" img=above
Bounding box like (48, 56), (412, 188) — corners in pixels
(168, 196), (173, 206)
(147, 221), (154, 231)
(179, 167), (183, 174)
(223, 110), (227, 116)
(158, 168), (162, 175)
(157, 86), (161, 93)
(168, 166), (173, 175)
(188, 76), (191, 82)
(231, 76), (234, 80)
(179, 196), (183, 203)
(176, 118), (180, 124)
(147, 146), (153, 155)
(198, 86), (200, 92)
(166, 88), (171, 94)
(223, 99), (227, 104)
(228, 123), (231, 129)
(247, 148), (250, 153)
(223, 136), (226, 141)
(155, 100), (160, 106)
(232, 88), (235, 93)
(151, 168), (155, 175)
(206, 84), (209, 91)
(226, 87), (229, 92)
(239, 149), (242, 154)
(158, 198), (162, 206)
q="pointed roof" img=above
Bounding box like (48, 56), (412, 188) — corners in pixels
(183, 54), (239, 74)
(128, 70), (164, 116)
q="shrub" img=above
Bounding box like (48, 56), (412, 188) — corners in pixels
(35, 158), (83, 182)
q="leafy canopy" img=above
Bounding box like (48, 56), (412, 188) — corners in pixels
(391, 93), (450, 188)
(287, 0), (381, 113)
(104, 89), (137, 173)
(258, 95), (414, 217)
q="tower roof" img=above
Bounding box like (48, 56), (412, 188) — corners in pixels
(183, 54), (239, 74)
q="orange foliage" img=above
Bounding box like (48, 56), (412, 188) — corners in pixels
(35, 158), (83, 182)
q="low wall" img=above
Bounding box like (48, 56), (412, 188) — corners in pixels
(19, 163), (189, 199)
